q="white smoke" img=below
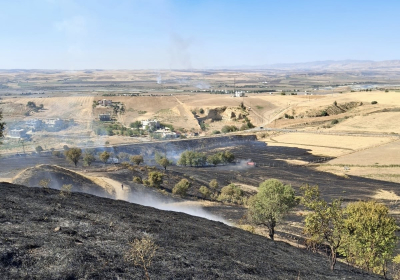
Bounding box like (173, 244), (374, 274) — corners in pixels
(127, 191), (228, 224)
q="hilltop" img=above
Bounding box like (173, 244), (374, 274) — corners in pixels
(0, 182), (382, 279)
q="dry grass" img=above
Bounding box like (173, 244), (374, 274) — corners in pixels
(264, 132), (393, 157)
(372, 189), (400, 201)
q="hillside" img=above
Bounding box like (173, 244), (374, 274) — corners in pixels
(0, 182), (382, 279)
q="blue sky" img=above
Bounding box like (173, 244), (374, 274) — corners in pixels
(0, 0), (399, 69)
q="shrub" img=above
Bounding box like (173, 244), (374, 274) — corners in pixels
(172, 179), (191, 197)
(125, 237), (158, 280)
(217, 184), (244, 204)
(39, 179), (51, 191)
(221, 125), (238, 134)
(209, 179), (219, 191)
(133, 176), (142, 184)
(199, 108), (204, 114)
(52, 150), (61, 157)
(147, 171), (163, 188)
(331, 119), (339, 125)
(212, 130), (221, 135)
(320, 110), (328, 116)
(130, 155), (144, 166)
(199, 186), (211, 198)
(35, 145), (44, 154)
(371, 100), (378, 104)
(60, 184), (72, 197)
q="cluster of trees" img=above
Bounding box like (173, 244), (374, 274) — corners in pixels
(95, 123), (141, 137)
(221, 125), (239, 134)
(301, 185), (397, 274)
(245, 180), (397, 276)
(26, 101), (43, 113)
(177, 150), (235, 167)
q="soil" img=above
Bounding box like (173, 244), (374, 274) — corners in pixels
(0, 182), (383, 279)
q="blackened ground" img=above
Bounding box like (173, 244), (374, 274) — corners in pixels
(0, 183), (382, 280)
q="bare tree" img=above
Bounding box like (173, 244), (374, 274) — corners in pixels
(125, 237), (158, 280)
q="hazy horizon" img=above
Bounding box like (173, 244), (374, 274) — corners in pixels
(1, 0), (399, 70)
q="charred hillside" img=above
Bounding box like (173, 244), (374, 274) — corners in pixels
(0, 183), (382, 280)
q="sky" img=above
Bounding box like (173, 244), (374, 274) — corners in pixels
(0, 0), (399, 69)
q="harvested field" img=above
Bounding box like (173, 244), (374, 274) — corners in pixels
(264, 132), (394, 157)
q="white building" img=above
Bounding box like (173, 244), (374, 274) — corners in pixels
(8, 129), (27, 138)
(232, 91), (245, 97)
(141, 119), (160, 130)
(154, 128), (177, 139)
(26, 119), (43, 130)
(44, 118), (64, 128)
(98, 99), (112, 106)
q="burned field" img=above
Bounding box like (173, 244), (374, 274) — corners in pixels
(0, 183), (383, 279)
(2, 135), (400, 236)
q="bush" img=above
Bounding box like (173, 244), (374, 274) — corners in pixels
(147, 171), (163, 188)
(320, 110), (328, 117)
(212, 130), (221, 135)
(130, 155), (144, 166)
(331, 119), (339, 125)
(221, 125), (238, 134)
(199, 186), (211, 198)
(209, 179), (219, 191)
(125, 237), (158, 280)
(172, 179), (191, 197)
(371, 101), (378, 104)
(35, 145), (44, 154)
(52, 150), (61, 158)
(217, 184), (244, 204)
(133, 176), (142, 184)
(199, 108), (204, 114)
(60, 184), (72, 197)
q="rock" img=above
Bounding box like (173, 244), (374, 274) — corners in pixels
(54, 226), (61, 232)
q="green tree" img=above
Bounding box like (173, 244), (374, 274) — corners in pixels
(217, 183), (244, 204)
(130, 121), (142, 130)
(301, 184), (344, 270)
(64, 147), (82, 167)
(99, 151), (110, 165)
(147, 171), (163, 188)
(220, 151), (235, 163)
(177, 151), (188, 166)
(157, 157), (171, 170)
(35, 145), (44, 154)
(83, 151), (96, 166)
(341, 201), (397, 275)
(173, 179), (191, 197)
(248, 179), (296, 240)
(130, 155), (144, 166)
(207, 154), (221, 166)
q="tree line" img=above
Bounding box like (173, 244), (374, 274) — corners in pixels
(177, 150), (235, 167)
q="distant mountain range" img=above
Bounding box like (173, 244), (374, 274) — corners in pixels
(216, 60), (400, 71)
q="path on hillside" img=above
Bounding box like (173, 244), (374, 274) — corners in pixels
(173, 96), (201, 130)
